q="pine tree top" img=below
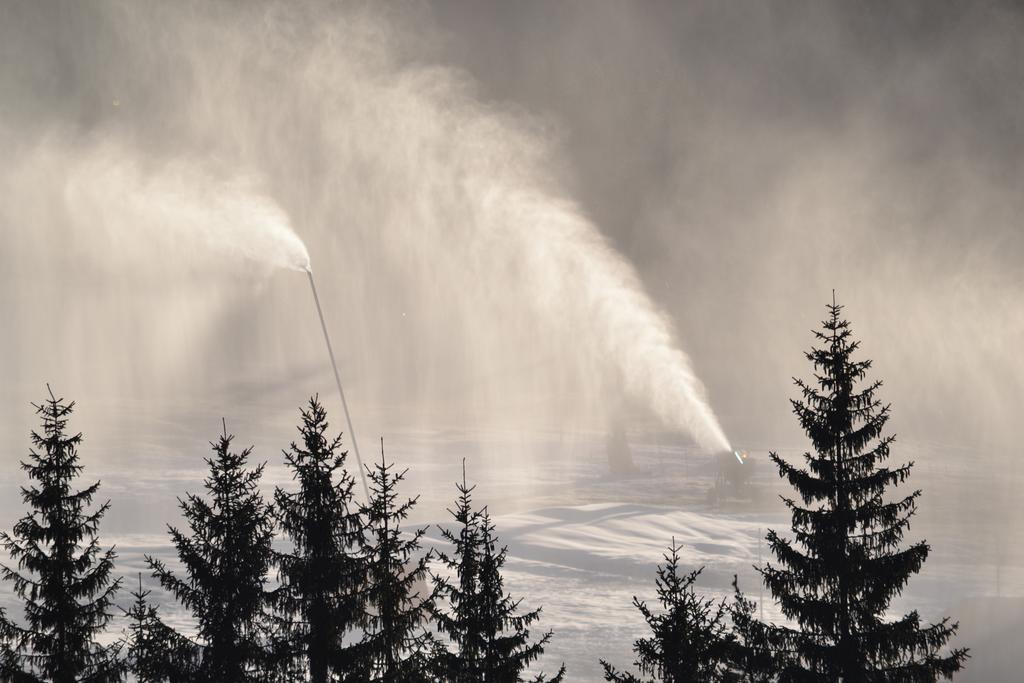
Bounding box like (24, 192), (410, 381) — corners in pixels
(0, 387), (123, 682)
(758, 297), (968, 680)
(146, 422), (275, 683)
(149, 426), (274, 606)
(269, 396), (368, 682)
(122, 573), (200, 682)
(274, 395), (362, 553)
(602, 540), (730, 683)
(282, 394), (347, 474)
(435, 458), (481, 578)
(362, 442), (425, 544)
(359, 440), (434, 681)
(432, 463), (564, 683)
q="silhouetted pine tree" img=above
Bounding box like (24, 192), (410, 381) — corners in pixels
(146, 424), (275, 683)
(0, 387), (124, 682)
(475, 509), (564, 683)
(601, 541), (730, 683)
(430, 464), (484, 681)
(432, 465), (564, 683)
(359, 442), (434, 682)
(122, 574), (198, 683)
(269, 396), (367, 682)
(758, 297), (968, 681)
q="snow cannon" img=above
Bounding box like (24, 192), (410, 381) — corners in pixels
(714, 448), (754, 499)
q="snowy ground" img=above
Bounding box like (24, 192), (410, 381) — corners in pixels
(0, 401), (1019, 681)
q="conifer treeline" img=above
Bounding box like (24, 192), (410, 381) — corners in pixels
(0, 299), (968, 682)
(0, 394), (563, 683)
(599, 299), (967, 682)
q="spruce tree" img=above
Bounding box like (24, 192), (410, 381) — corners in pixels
(432, 465), (564, 683)
(0, 387), (124, 682)
(358, 442), (434, 682)
(475, 509), (564, 683)
(430, 464), (483, 681)
(122, 574), (198, 683)
(146, 424), (275, 683)
(269, 396), (367, 682)
(601, 541), (730, 683)
(758, 296), (968, 681)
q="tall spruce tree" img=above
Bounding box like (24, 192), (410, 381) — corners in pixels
(270, 396), (367, 682)
(601, 541), (730, 683)
(758, 297), (967, 681)
(0, 387), (124, 682)
(358, 442), (434, 682)
(146, 424), (275, 683)
(432, 465), (564, 683)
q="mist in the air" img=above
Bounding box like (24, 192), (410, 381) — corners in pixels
(0, 0), (732, 453)
(0, 1), (1021, 680)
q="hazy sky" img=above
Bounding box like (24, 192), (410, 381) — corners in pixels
(1, 0), (1022, 459)
(423, 0), (1024, 445)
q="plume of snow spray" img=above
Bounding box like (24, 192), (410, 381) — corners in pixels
(54, 139), (373, 489)
(488, 188), (733, 453)
(61, 142), (311, 273)
(1, 6), (732, 455)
